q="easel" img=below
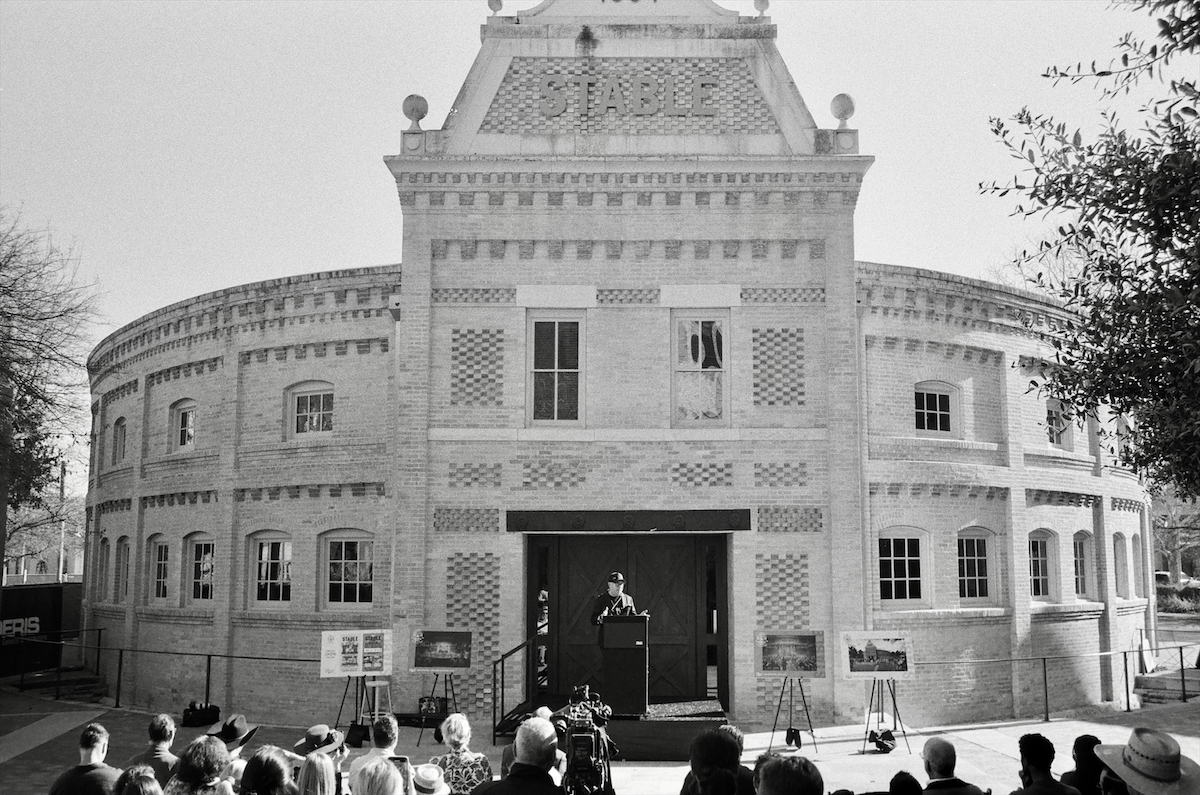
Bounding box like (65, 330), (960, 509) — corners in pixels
(416, 673), (459, 747)
(334, 676), (373, 747)
(768, 678), (818, 753)
(860, 678), (910, 755)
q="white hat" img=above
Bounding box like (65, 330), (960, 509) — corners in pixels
(1095, 728), (1200, 795)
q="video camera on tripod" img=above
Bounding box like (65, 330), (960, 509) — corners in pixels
(554, 685), (617, 795)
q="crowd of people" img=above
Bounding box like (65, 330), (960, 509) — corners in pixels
(46, 708), (1196, 795)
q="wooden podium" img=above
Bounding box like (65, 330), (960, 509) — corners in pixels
(601, 614), (648, 717)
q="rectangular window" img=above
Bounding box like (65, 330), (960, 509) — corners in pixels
(256, 540), (292, 602)
(295, 392), (334, 434)
(154, 543), (169, 599)
(1046, 402), (1069, 447)
(532, 320), (580, 421)
(879, 538), (921, 600)
(192, 541), (215, 601)
(674, 317), (726, 424)
(1030, 538), (1050, 597)
(1073, 539), (1088, 596)
(957, 537), (989, 598)
(328, 540), (374, 605)
(178, 408), (195, 447)
(915, 391), (951, 433)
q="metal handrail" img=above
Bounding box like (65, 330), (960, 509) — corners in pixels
(491, 622), (547, 745)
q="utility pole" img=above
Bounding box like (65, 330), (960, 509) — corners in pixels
(57, 459), (67, 582)
(0, 323), (11, 615)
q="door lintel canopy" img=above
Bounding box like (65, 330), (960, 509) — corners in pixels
(507, 509), (749, 533)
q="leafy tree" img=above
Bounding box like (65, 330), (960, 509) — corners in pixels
(983, 0), (1200, 497)
(1153, 489), (1200, 581)
(0, 209), (95, 582)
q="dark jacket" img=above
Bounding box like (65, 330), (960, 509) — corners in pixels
(925, 778), (987, 795)
(473, 762), (562, 795)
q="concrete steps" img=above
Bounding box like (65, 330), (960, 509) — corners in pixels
(1133, 666), (1200, 704)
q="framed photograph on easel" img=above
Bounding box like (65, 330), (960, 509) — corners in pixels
(755, 630), (825, 678)
(842, 632), (914, 679)
(410, 629), (472, 672)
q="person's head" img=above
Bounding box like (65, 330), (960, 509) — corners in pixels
(1019, 733), (1056, 777)
(176, 735), (231, 789)
(240, 745), (294, 795)
(1072, 734), (1103, 775)
(756, 755), (824, 795)
(606, 572), (625, 597)
(148, 713), (176, 746)
(440, 713), (472, 751)
(689, 727), (741, 795)
(515, 717), (559, 771)
(890, 771), (923, 795)
(753, 752), (783, 792)
(115, 764), (159, 795)
(296, 751), (336, 795)
(717, 724), (745, 755)
(372, 714), (399, 751)
(923, 737), (957, 779)
(352, 756), (403, 795)
(79, 722), (109, 764)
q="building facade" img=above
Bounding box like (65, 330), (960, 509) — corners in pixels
(84, 0), (1152, 728)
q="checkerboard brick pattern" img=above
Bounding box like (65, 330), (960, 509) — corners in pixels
(741, 287), (825, 304)
(448, 463), (503, 488)
(480, 58), (780, 135)
(450, 329), (505, 406)
(753, 328), (805, 406)
(521, 460), (587, 489)
(754, 463), (807, 488)
(756, 506), (823, 533)
(755, 553), (809, 712)
(596, 288), (660, 305)
(447, 552), (501, 715)
(670, 462), (732, 487)
(432, 288), (516, 304)
(433, 508), (500, 533)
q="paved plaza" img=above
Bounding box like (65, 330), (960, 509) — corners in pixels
(2, 684), (1196, 794)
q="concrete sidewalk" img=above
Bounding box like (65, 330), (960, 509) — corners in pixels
(1, 685), (1196, 794)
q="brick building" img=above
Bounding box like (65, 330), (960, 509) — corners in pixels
(84, 0), (1152, 729)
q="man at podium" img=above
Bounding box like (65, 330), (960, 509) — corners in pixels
(590, 571), (637, 627)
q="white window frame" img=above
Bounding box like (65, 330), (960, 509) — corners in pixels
(914, 380), (958, 438)
(321, 530), (375, 610)
(171, 399), (197, 451)
(1029, 529), (1059, 602)
(114, 536), (131, 603)
(186, 534), (216, 604)
(288, 381), (335, 439)
(1045, 399), (1073, 451)
(1113, 533), (1130, 598)
(1072, 531), (1095, 600)
(956, 527), (996, 604)
(877, 528), (929, 608)
(149, 535), (169, 602)
(111, 418), (127, 466)
(671, 310), (730, 428)
(528, 312), (585, 427)
(250, 532), (293, 607)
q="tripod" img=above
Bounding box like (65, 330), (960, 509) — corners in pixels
(860, 678), (910, 754)
(417, 673), (460, 746)
(768, 678), (818, 753)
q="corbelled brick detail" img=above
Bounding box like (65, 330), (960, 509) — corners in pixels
(1026, 489), (1100, 508)
(141, 491), (219, 508)
(233, 483), (385, 501)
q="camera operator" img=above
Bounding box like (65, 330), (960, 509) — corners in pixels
(474, 717), (560, 795)
(554, 686), (617, 795)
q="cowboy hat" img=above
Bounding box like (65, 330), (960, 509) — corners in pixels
(1095, 728), (1200, 795)
(413, 764), (451, 795)
(206, 713), (259, 750)
(293, 724), (344, 756)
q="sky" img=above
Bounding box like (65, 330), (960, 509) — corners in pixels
(0, 0), (1167, 345)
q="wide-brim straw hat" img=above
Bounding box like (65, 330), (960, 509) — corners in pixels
(413, 764), (451, 795)
(1095, 728), (1200, 795)
(206, 713), (259, 750)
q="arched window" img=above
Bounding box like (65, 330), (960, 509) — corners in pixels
(1131, 534), (1145, 597)
(36, 560), (48, 574)
(1113, 533), (1130, 598)
(1029, 529), (1059, 602)
(185, 533), (216, 603)
(111, 418), (127, 465)
(96, 539), (111, 602)
(170, 399), (197, 450)
(957, 527), (996, 603)
(288, 381), (334, 437)
(877, 527), (929, 606)
(1046, 399), (1073, 450)
(1072, 531), (1095, 599)
(914, 380), (958, 438)
(114, 536), (131, 603)
(148, 534), (169, 601)
(250, 531), (292, 605)
(321, 529), (375, 609)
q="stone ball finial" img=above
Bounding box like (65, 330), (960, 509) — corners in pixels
(403, 94), (429, 132)
(754, 0), (769, 16)
(488, 0), (502, 14)
(831, 93), (855, 129)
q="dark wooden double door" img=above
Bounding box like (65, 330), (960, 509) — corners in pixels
(529, 534), (726, 705)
